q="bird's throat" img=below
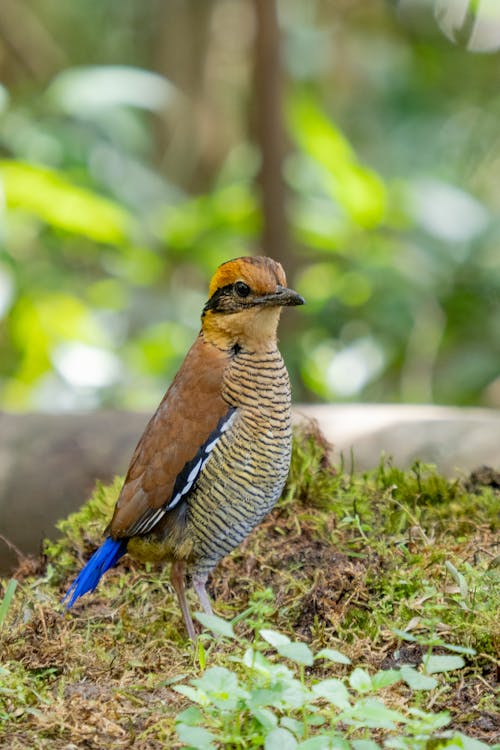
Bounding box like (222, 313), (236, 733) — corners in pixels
(201, 307), (282, 352)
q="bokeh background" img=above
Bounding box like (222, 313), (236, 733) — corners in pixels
(1, 0), (500, 413)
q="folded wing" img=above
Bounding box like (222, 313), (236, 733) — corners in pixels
(109, 336), (232, 538)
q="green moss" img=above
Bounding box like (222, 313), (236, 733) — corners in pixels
(43, 476), (123, 574)
(1, 425), (499, 748)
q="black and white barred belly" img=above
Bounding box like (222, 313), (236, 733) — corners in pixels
(186, 348), (292, 576)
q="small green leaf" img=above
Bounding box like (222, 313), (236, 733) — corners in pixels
(298, 736), (350, 750)
(440, 642), (476, 656)
(392, 628), (417, 642)
(346, 697), (406, 729)
(371, 669), (401, 690)
(243, 647), (273, 676)
(312, 678), (350, 709)
(406, 707), (451, 731)
(349, 668), (373, 693)
(280, 717), (304, 737)
(194, 666), (238, 692)
(260, 629), (291, 647)
(173, 685), (207, 705)
(0, 579), (17, 629)
(454, 733), (497, 749)
(192, 666), (244, 709)
(400, 666), (438, 691)
(197, 639), (206, 671)
(306, 715), (326, 727)
(315, 648), (351, 665)
(280, 678), (310, 709)
(176, 723), (216, 749)
(176, 706), (204, 726)
(248, 686), (285, 709)
(194, 612), (235, 638)
(423, 655), (465, 674)
(445, 560), (469, 599)
(352, 740), (381, 750)
(265, 727), (298, 750)
(251, 707), (278, 730)
(276, 642), (314, 666)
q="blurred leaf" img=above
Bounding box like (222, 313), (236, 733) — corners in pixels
(444, 560), (469, 600)
(452, 734), (497, 750)
(281, 717), (305, 736)
(11, 293), (104, 352)
(86, 279), (126, 310)
(126, 321), (191, 376)
(392, 629), (418, 643)
(298, 739), (350, 750)
(278, 679), (309, 709)
(48, 65), (175, 116)
(345, 697), (406, 729)
(276, 641), (314, 667)
(173, 684), (207, 705)
(3, 293), (109, 406)
(423, 655), (465, 674)
(352, 741), (380, 750)
(264, 728), (298, 750)
(439, 642), (476, 656)
(0, 579), (18, 629)
(260, 629), (291, 647)
(312, 678), (350, 709)
(250, 707), (278, 730)
(103, 246), (164, 285)
(0, 160), (130, 243)
(371, 670), (401, 690)
(176, 723), (216, 749)
(400, 666), (438, 691)
(193, 667), (241, 710)
(194, 613), (235, 639)
(315, 648), (351, 665)
(287, 94), (387, 228)
(349, 668), (373, 693)
(175, 706), (203, 726)
(162, 184), (259, 259)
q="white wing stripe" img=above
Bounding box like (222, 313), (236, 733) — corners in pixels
(187, 458), (202, 484)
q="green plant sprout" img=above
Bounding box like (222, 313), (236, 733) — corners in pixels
(173, 615), (497, 750)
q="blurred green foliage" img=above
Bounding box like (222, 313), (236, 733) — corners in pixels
(1, 0), (500, 410)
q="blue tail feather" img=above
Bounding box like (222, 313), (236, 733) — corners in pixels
(64, 537), (128, 608)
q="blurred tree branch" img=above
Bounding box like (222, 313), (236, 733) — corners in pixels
(253, 0), (288, 266)
(0, 0), (65, 83)
(153, 0), (219, 192)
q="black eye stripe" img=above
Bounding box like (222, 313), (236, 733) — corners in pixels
(203, 281), (253, 314)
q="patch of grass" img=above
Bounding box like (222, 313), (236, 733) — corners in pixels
(0, 424), (498, 748)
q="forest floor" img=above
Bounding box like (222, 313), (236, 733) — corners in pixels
(0, 425), (499, 749)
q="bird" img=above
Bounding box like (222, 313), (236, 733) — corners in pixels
(64, 256), (304, 639)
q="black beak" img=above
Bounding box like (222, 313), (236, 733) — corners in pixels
(255, 285), (305, 308)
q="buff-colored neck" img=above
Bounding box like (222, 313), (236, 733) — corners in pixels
(202, 307), (282, 352)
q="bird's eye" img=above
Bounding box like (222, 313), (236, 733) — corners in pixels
(234, 281), (251, 298)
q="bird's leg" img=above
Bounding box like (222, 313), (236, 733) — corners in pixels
(171, 559), (196, 640)
(192, 573), (213, 616)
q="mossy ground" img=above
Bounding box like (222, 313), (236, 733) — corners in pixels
(0, 424), (499, 749)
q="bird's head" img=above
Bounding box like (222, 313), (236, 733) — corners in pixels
(202, 256), (304, 351)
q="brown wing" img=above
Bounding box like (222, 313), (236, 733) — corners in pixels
(109, 335), (231, 538)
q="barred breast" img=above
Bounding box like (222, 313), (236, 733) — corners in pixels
(185, 348), (292, 578)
